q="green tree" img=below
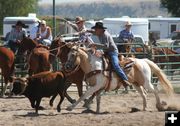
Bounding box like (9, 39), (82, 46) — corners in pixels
(0, 0), (38, 34)
(160, 0), (180, 17)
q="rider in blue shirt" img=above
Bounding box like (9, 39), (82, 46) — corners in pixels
(119, 21), (134, 53)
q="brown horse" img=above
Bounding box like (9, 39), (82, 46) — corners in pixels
(117, 39), (134, 57)
(28, 45), (51, 75)
(49, 37), (84, 103)
(18, 37), (51, 75)
(0, 46), (15, 96)
(135, 45), (180, 71)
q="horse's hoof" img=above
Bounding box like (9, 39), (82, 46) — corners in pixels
(66, 106), (73, 111)
(38, 106), (45, 110)
(82, 103), (91, 109)
(49, 101), (53, 107)
(57, 107), (61, 112)
(71, 99), (76, 104)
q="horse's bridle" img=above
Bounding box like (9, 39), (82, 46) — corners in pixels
(64, 47), (81, 74)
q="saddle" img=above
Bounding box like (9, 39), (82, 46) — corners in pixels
(102, 53), (134, 91)
(102, 53), (134, 74)
(85, 50), (135, 91)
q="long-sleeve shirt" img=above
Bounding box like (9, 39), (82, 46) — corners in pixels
(67, 21), (93, 46)
(67, 21), (86, 32)
(97, 30), (118, 53)
(8, 28), (26, 42)
(119, 29), (134, 41)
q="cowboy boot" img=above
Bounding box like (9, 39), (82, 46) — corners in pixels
(122, 80), (131, 87)
(122, 80), (131, 93)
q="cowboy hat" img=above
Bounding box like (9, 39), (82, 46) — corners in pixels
(16, 20), (25, 27)
(75, 16), (85, 24)
(41, 20), (46, 25)
(125, 21), (132, 26)
(91, 22), (107, 29)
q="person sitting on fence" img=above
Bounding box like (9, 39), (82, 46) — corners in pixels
(118, 21), (134, 53)
(67, 16), (93, 47)
(36, 20), (52, 46)
(7, 21), (27, 53)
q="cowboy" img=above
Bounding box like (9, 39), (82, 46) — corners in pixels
(36, 20), (53, 46)
(90, 22), (131, 88)
(67, 16), (93, 46)
(119, 21), (134, 53)
(119, 21), (134, 41)
(7, 20), (27, 53)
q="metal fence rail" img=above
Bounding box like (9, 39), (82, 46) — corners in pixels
(1, 42), (180, 94)
(151, 45), (180, 86)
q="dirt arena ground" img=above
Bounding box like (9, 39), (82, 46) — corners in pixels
(0, 92), (179, 126)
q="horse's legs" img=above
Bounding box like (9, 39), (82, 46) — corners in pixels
(134, 85), (147, 111)
(57, 91), (65, 112)
(145, 82), (162, 111)
(2, 79), (8, 97)
(83, 93), (95, 109)
(96, 89), (103, 113)
(65, 81), (76, 104)
(8, 82), (13, 97)
(66, 84), (102, 111)
(76, 81), (83, 97)
(49, 93), (58, 107)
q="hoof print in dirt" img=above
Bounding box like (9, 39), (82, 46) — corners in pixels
(130, 107), (141, 113)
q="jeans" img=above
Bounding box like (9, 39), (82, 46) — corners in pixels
(108, 51), (128, 80)
(8, 40), (18, 53)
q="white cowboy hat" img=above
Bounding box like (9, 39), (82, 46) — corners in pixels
(41, 20), (46, 25)
(125, 21), (132, 26)
(75, 16), (85, 24)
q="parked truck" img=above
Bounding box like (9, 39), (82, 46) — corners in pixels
(102, 17), (149, 45)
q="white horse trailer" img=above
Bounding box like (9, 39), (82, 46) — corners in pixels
(102, 18), (149, 44)
(149, 17), (180, 39)
(3, 13), (40, 37)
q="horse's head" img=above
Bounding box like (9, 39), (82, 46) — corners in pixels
(17, 37), (38, 55)
(64, 45), (82, 72)
(49, 37), (67, 62)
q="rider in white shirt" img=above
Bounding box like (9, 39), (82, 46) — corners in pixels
(36, 20), (52, 46)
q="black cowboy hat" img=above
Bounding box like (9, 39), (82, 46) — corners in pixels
(91, 22), (107, 29)
(16, 20), (25, 27)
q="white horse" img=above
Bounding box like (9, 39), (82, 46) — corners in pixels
(64, 45), (174, 113)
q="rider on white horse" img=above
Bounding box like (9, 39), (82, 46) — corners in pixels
(89, 22), (131, 88)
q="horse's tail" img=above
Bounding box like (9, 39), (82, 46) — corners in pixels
(143, 58), (174, 96)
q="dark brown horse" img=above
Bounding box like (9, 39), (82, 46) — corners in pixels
(18, 37), (51, 75)
(49, 37), (84, 103)
(0, 46), (15, 96)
